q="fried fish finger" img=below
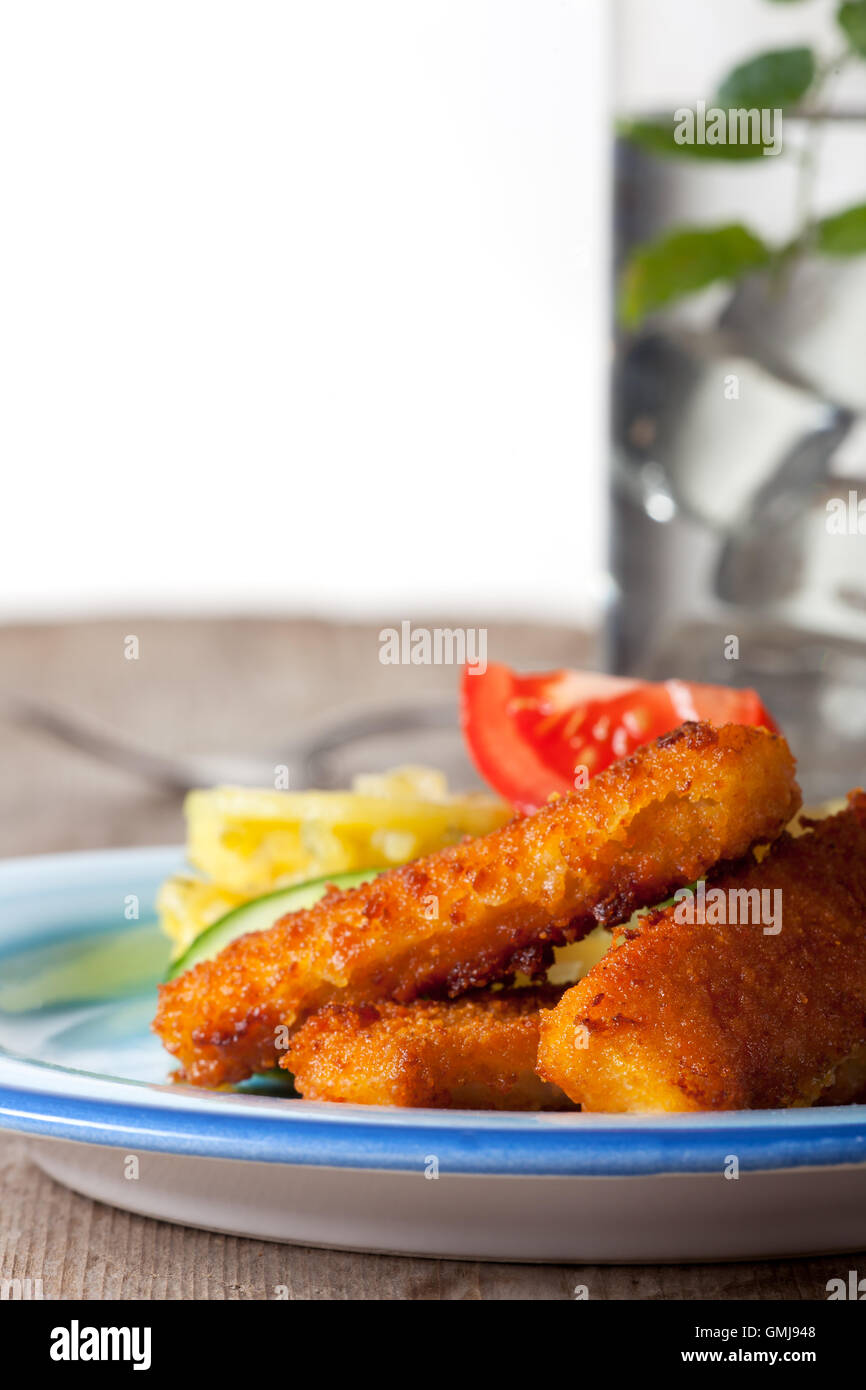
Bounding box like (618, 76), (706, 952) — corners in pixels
(537, 793), (866, 1112)
(287, 987), (571, 1109)
(154, 721), (799, 1086)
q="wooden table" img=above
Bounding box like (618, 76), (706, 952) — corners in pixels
(0, 618), (853, 1300)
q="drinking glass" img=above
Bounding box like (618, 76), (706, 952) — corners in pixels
(610, 0), (866, 797)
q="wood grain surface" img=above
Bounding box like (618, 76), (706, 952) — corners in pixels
(0, 617), (858, 1301)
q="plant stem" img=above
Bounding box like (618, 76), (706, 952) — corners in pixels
(792, 49), (853, 248)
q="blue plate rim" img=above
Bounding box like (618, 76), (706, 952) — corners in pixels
(2, 1074), (866, 1174)
(3, 844), (866, 1177)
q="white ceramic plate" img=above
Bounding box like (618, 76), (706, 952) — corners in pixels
(2, 846), (866, 1262)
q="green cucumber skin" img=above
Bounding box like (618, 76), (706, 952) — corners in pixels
(167, 868), (380, 980)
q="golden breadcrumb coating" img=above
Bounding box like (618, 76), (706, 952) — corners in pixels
(287, 988), (571, 1109)
(154, 721), (799, 1086)
(538, 792), (866, 1112)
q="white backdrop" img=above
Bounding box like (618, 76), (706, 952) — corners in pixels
(0, 0), (608, 623)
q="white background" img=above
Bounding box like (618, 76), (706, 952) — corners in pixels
(0, 0), (609, 623)
(3, 0), (843, 625)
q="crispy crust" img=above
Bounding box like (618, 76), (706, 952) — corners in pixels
(287, 988), (571, 1109)
(537, 792), (866, 1112)
(153, 721), (799, 1086)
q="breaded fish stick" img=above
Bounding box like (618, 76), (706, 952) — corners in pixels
(287, 988), (571, 1109)
(538, 793), (866, 1112)
(154, 722), (799, 1086)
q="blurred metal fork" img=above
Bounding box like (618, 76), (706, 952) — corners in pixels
(0, 692), (458, 793)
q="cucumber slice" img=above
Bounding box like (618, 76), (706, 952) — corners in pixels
(167, 868), (381, 980)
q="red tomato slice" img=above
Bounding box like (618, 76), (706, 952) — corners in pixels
(461, 663), (778, 813)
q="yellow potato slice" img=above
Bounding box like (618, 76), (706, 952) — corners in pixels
(172, 766), (510, 921)
(156, 875), (247, 957)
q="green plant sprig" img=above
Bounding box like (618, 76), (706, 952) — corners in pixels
(619, 0), (866, 328)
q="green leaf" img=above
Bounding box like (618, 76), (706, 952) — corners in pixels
(816, 201), (866, 254)
(838, 1), (866, 55)
(619, 225), (771, 328)
(619, 118), (770, 161)
(715, 46), (816, 109)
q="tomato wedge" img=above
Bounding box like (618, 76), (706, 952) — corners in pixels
(461, 663), (778, 813)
